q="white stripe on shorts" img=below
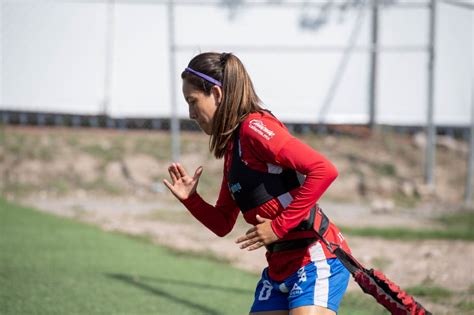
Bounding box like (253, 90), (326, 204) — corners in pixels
(309, 242), (330, 308)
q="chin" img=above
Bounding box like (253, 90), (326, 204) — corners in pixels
(196, 122), (211, 135)
(202, 127), (212, 135)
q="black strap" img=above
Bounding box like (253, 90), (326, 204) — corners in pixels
(290, 205), (316, 231)
(266, 237), (317, 253)
(266, 206), (330, 253)
(332, 247), (365, 275)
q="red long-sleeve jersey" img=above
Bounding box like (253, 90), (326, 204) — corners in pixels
(182, 111), (350, 281)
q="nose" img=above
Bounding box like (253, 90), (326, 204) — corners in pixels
(189, 106), (197, 120)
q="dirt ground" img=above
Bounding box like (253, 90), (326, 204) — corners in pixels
(2, 126), (474, 314)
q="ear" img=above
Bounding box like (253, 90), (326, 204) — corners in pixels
(211, 85), (223, 105)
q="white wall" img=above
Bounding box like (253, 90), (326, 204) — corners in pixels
(1, 1), (107, 114)
(434, 1), (472, 126)
(0, 0), (472, 126)
(110, 3), (170, 117)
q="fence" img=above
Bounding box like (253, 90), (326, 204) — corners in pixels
(0, 0), (472, 202)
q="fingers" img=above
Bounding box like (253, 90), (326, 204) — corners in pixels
(162, 178), (181, 198)
(168, 163), (182, 182)
(168, 162), (190, 183)
(168, 165), (178, 183)
(246, 241), (265, 251)
(168, 163), (199, 182)
(162, 178), (177, 192)
(193, 166), (203, 181)
(238, 236), (264, 251)
(235, 229), (257, 244)
(235, 228), (265, 251)
(176, 163), (187, 178)
(235, 217), (278, 251)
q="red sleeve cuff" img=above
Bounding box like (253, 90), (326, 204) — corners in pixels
(181, 192), (202, 208)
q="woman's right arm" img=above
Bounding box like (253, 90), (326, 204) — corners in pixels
(164, 163), (239, 237)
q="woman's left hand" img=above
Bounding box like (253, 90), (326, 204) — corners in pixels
(235, 215), (279, 251)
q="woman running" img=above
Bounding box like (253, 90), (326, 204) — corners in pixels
(163, 52), (351, 315)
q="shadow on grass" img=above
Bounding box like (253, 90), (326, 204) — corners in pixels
(106, 273), (253, 315)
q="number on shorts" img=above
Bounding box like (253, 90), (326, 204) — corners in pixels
(258, 280), (273, 301)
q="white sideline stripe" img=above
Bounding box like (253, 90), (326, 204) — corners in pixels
(310, 243), (330, 308)
(277, 192), (293, 208)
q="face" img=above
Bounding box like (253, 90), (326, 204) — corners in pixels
(182, 79), (222, 135)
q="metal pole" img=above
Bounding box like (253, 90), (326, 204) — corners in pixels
(465, 62), (474, 207)
(0, 0), (2, 116)
(168, 0), (180, 162)
(368, 0), (379, 129)
(424, 0), (437, 186)
(104, 0), (115, 127)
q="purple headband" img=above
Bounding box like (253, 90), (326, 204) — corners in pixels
(185, 67), (222, 87)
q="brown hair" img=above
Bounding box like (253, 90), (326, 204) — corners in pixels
(181, 52), (263, 159)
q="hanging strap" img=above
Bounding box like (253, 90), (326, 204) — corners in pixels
(312, 221), (432, 315)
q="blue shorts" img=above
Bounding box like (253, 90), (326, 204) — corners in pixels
(250, 258), (350, 313)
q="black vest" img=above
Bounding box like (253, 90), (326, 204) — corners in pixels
(226, 123), (330, 252)
(227, 125), (304, 213)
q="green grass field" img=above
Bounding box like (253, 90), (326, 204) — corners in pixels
(0, 198), (391, 314)
(339, 210), (474, 241)
(0, 198), (257, 314)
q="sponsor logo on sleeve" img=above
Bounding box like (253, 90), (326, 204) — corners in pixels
(248, 119), (275, 140)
